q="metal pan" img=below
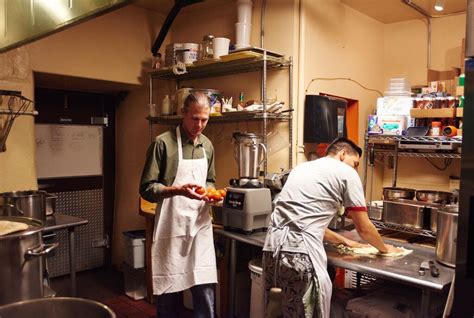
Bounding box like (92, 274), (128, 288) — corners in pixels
(415, 190), (454, 204)
(383, 187), (416, 200)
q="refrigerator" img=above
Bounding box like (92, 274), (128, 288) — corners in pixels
(452, 0), (474, 315)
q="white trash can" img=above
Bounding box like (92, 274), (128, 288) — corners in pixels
(249, 258), (265, 318)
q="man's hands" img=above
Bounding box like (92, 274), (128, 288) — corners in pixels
(382, 244), (404, 254)
(177, 183), (206, 200)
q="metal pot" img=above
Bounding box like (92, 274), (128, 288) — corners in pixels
(233, 132), (267, 180)
(0, 297), (116, 318)
(45, 193), (57, 216)
(382, 187), (416, 200)
(0, 190), (47, 221)
(436, 205), (458, 267)
(416, 190), (454, 204)
(0, 216), (58, 305)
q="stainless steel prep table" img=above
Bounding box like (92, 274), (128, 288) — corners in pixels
(44, 213), (88, 296)
(214, 228), (454, 318)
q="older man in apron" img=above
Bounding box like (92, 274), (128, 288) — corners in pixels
(140, 92), (217, 318)
(262, 138), (401, 318)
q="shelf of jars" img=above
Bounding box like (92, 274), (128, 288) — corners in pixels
(146, 111), (292, 125)
(371, 220), (436, 238)
(149, 53), (290, 81)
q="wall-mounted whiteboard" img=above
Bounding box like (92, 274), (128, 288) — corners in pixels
(35, 124), (103, 179)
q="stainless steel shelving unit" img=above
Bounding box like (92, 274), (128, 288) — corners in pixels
(363, 133), (462, 235)
(147, 50), (294, 173)
(363, 133), (462, 189)
(371, 220), (437, 238)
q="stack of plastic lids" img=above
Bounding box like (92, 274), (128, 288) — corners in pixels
(384, 77), (412, 96)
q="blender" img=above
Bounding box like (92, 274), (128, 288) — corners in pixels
(222, 132), (272, 233)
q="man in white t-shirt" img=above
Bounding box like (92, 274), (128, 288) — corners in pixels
(262, 137), (401, 318)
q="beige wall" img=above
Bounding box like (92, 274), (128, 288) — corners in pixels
(0, 47), (37, 192)
(384, 13), (466, 87)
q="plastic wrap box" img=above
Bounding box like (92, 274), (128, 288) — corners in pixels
(123, 262), (146, 300)
(368, 115), (408, 135)
(123, 230), (146, 269)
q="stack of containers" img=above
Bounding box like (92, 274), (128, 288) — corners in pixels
(235, 0), (252, 49)
(369, 78), (414, 135)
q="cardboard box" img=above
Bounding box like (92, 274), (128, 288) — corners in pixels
(428, 68), (461, 81)
(410, 108), (455, 118)
(376, 96), (413, 115)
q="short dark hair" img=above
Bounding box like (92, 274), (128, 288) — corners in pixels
(326, 137), (362, 157)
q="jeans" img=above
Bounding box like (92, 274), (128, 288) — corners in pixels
(156, 283), (216, 318)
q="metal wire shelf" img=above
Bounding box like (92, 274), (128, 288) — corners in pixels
(149, 55), (290, 81)
(368, 134), (462, 144)
(372, 220), (436, 238)
(147, 112), (292, 125)
(370, 149), (461, 159)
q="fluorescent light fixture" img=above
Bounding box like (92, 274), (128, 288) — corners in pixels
(434, 0), (444, 11)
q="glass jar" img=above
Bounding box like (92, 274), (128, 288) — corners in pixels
(201, 35), (215, 60)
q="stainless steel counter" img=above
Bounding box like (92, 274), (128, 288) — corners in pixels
(43, 214), (88, 296)
(214, 227), (454, 318)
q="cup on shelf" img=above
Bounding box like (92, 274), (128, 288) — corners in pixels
(237, 0), (253, 23)
(235, 22), (251, 49)
(213, 37), (230, 59)
(148, 103), (158, 117)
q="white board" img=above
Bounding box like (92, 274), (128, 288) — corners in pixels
(35, 124), (103, 178)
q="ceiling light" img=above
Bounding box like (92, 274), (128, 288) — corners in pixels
(434, 0), (444, 11)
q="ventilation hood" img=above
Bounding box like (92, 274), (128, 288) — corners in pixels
(0, 0), (131, 54)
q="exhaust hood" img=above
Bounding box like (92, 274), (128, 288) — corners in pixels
(0, 0), (131, 54)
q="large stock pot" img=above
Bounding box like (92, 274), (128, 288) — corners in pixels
(0, 216), (58, 305)
(0, 297), (116, 318)
(435, 205), (458, 267)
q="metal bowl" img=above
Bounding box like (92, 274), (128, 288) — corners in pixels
(0, 297), (115, 318)
(383, 187), (416, 200)
(416, 190), (454, 204)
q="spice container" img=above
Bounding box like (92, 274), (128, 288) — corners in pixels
(447, 97), (456, 108)
(200, 35), (214, 60)
(430, 121), (442, 136)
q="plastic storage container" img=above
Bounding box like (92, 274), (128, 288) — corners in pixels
(123, 230), (146, 269)
(123, 262), (146, 300)
(248, 258), (264, 318)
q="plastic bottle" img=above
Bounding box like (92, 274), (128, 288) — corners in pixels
(430, 121), (441, 136)
(162, 95), (170, 115)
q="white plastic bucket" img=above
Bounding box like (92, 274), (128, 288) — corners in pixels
(235, 22), (252, 48)
(248, 258), (264, 318)
(237, 1), (253, 23)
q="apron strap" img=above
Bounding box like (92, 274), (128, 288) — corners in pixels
(176, 126), (183, 160)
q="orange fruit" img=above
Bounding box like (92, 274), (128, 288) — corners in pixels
(195, 187), (206, 195)
(218, 189), (226, 197)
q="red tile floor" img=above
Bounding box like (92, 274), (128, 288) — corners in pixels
(50, 267), (193, 318)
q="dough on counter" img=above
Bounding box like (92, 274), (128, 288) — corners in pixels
(337, 244), (413, 257)
(0, 220), (29, 236)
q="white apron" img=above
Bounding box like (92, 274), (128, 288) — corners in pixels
(151, 126), (217, 295)
(269, 219), (333, 318)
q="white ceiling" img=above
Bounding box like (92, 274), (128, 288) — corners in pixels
(132, 0), (467, 23)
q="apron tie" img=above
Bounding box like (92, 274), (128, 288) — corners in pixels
(271, 225), (290, 259)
